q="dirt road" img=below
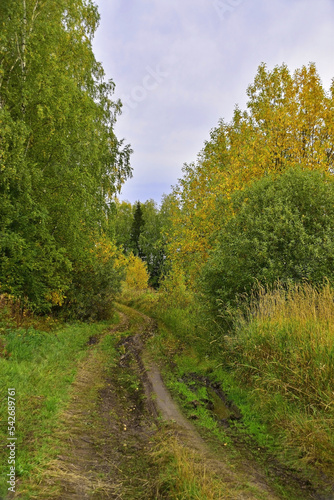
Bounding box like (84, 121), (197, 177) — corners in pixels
(30, 306), (323, 499)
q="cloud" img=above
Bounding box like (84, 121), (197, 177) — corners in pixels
(93, 0), (334, 203)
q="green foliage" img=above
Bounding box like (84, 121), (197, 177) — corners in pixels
(0, 0), (132, 314)
(139, 199), (164, 287)
(63, 251), (125, 321)
(113, 200), (134, 253)
(115, 195), (174, 288)
(165, 63), (334, 289)
(0, 221), (72, 313)
(200, 167), (334, 318)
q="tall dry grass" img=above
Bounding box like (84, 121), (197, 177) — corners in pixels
(228, 282), (334, 470)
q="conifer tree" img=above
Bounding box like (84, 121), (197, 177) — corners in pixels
(130, 202), (144, 257)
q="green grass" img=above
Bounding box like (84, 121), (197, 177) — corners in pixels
(0, 315), (119, 498)
(143, 321), (305, 499)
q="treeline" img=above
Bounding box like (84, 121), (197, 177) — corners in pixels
(112, 196), (173, 288)
(2, 9), (334, 480)
(165, 62), (334, 302)
(0, 0), (132, 319)
(122, 62), (334, 315)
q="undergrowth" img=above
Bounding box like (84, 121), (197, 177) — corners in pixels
(228, 283), (334, 472)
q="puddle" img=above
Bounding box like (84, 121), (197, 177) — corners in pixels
(206, 387), (234, 420)
(87, 336), (98, 345)
(182, 374), (242, 423)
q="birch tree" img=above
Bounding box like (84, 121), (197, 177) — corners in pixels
(166, 63), (334, 288)
(0, 0), (132, 313)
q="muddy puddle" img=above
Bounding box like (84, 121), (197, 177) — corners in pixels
(180, 373), (242, 424)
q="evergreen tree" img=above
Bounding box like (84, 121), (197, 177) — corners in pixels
(114, 198), (173, 287)
(130, 202), (144, 257)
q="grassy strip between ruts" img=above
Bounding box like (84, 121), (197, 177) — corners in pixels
(121, 287), (334, 499)
(0, 315), (119, 498)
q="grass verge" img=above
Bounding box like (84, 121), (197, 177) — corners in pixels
(0, 314), (119, 498)
(225, 284), (334, 475)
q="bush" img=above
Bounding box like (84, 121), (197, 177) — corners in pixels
(61, 240), (125, 321)
(123, 253), (149, 291)
(200, 167), (334, 320)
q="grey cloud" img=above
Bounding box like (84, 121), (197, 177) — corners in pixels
(94, 0), (334, 204)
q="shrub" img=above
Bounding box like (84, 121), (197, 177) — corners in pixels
(123, 253), (149, 291)
(62, 239), (125, 321)
(200, 167), (334, 320)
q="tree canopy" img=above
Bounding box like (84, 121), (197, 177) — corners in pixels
(200, 167), (334, 318)
(0, 0), (132, 314)
(166, 63), (334, 287)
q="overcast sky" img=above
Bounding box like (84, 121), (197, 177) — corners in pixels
(92, 0), (334, 204)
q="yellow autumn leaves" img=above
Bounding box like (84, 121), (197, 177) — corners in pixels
(95, 237), (149, 292)
(123, 253), (149, 291)
(165, 63), (334, 289)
